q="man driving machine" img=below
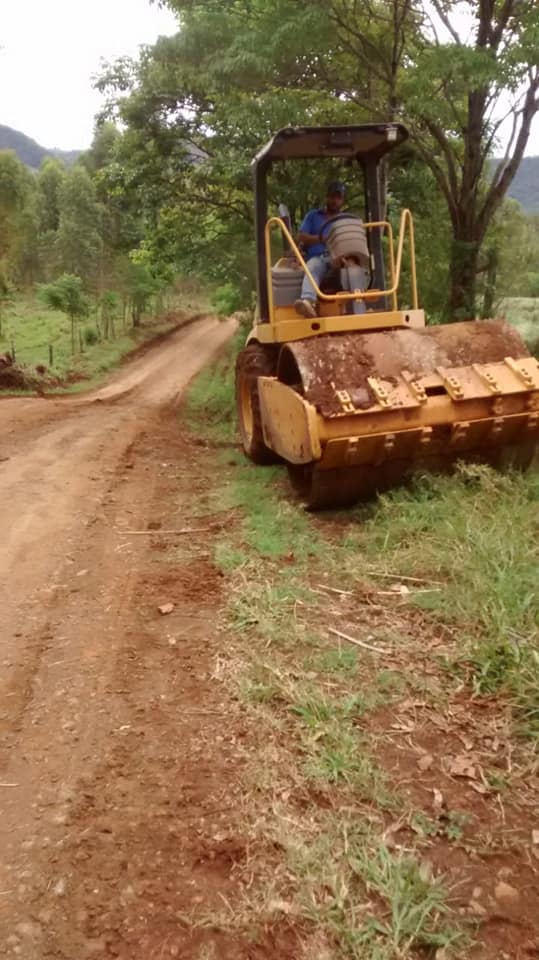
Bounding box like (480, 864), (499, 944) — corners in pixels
(295, 181), (367, 318)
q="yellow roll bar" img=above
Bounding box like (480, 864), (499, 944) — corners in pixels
(264, 209), (418, 318)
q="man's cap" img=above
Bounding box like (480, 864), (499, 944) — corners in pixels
(327, 180), (346, 196)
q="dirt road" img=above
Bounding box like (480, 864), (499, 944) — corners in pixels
(0, 316), (284, 960)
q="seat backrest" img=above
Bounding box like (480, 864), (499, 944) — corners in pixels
(326, 217), (370, 268)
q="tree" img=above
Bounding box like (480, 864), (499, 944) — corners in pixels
(95, 4), (365, 296)
(0, 266), (13, 338)
(56, 165), (103, 290)
(40, 274), (90, 354)
(122, 260), (160, 327)
(99, 289), (120, 339)
(35, 159), (66, 280)
(100, 0), (539, 318)
(37, 158), (66, 235)
(318, 0), (539, 318)
(0, 150), (37, 279)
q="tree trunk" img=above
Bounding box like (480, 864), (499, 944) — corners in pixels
(481, 247), (498, 319)
(446, 237), (481, 322)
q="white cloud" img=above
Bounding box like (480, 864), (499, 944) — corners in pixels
(0, 0), (178, 149)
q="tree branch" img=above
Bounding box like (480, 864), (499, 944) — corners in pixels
(430, 0), (462, 44)
(479, 69), (539, 235)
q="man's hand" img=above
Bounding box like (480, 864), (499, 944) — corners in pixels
(298, 231), (323, 247)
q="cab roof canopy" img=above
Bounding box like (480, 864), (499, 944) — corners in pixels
(253, 123), (408, 167)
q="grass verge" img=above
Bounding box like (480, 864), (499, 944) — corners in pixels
(0, 287), (211, 390)
(180, 336), (538, 956)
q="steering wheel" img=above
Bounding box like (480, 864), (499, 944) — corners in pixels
(319, 213), (363, 242)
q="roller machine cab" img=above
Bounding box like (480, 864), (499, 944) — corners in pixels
(235, 123), (539, 508)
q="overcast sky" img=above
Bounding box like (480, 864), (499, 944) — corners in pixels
(2, 0), (539, 155)
(0, 0), (178, 149)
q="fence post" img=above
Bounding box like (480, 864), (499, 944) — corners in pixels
(49, 344), (54, 367)
(11, 340), (15, 362)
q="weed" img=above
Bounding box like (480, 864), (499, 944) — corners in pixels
(306, 647), (359, 675)
(185, 326), (243, 441)
(83, 324), (99, 345)
(445, 810), (471, 841)
(410, 811), (439, 839)
(274, 816), (462, 959)
(221, 457), (325, 562)
(485, 769), (511, 793)
(349, 843), (462, 955)
(214, 541), (249, 573)
(303, 725), (392, 802)
(345, 463), (539, 736)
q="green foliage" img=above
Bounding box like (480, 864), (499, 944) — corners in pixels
(97, 0), (539, 318)
(185, 327), (242, 439)
(1, 289), (192, 386)
(122, 260), (161, 326)
(37, 158), (66, 235)
(349, 844), (458, 954)
(57, 165), (102, 288)
(99, 289), (120, 338)
(83, 324), (99, 346)
(347, 464), (539, 735)
(40, 273), (90, 353)
(211, 282), (244, 315)
(40, 273), (89, 320)
(0, 150), (40, 285)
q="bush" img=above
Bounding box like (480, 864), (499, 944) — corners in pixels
(83, 325), (99, 345)
(212, 282), (244, 316)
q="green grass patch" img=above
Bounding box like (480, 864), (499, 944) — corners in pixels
(187, 333), (539, 737)
(185, 326), (244, 441)
(0, 289), (202, 389)
(272, 815), (464, 960)
(343, 464), (539, 729)
(180, 332), (539, 956)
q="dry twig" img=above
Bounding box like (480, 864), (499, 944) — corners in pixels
(328, 627), (388, 654)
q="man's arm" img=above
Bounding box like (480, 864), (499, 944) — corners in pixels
(298, 229), (320, 246)
(297, 211), (322, 249)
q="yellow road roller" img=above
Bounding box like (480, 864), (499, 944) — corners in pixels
(235, 123), (539, 508)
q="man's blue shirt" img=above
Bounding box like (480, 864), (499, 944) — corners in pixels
(299, 208), (328, 258)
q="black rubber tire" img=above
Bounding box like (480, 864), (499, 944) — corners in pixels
(235, 342), (280, 464)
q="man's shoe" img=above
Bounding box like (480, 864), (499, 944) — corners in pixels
(294, 298), (317, 318)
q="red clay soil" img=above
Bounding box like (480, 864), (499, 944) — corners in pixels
(327, 584), (539, 960)
(1, 315), (537, 960)
(0, 317), (301, 959)
(286, 319), (530, 415)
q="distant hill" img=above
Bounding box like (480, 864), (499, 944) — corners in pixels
(502, 156), (539, 215)
(0, 124), (81, 169)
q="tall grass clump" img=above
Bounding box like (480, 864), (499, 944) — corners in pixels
(349, 463), (539, 734)
(186, 325), (245, 441)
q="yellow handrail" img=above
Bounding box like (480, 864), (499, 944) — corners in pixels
(264, 208), (418, 313)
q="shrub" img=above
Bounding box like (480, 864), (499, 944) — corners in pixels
(212, 282), (244, 316)
(83, 325), (99, 345)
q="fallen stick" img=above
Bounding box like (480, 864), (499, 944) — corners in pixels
(0, 783), (18, 788)
(316, 583), (354, 596)
(366, 572), (444, 586)
(116, 527), (214, 536)
(328, 627), (388, 654)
